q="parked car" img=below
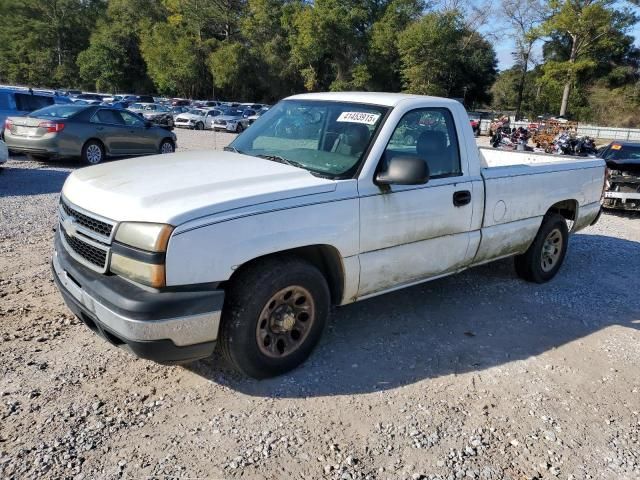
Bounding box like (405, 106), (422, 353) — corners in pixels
(73, 93), (106, 103)
(212, 108), (245, 132)
(0, 139), (7, 168)
(245, 107), (269, 126)
(599, 141), (640, 211)
(50, 92), (604, 378)
(128, 103), (175, 128)
(468, 111), (486, 136)
(172, 99), (191, 107)
(0, 87), (55, 138)
(174, 108), (221, 130)
(224, 109), (258, 133)
(4, 104), (176, 164)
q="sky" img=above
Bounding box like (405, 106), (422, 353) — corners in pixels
(483, 3), (640, 71)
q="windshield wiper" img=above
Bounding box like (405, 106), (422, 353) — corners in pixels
(256, 154), (306, 170)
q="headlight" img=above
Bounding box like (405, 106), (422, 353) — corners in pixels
(110, 222), (173, 288)
(115, 222), (172, 252)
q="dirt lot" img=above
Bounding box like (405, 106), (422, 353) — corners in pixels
(1, 130), (639, 480)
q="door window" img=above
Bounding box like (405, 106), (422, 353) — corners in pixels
(0, 92), (10, 109)
(385, 108), (461, 178)
(119, 111), (145, 127)
(93, 109), (125, 125)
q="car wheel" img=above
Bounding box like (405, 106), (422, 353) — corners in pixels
(235, 123), (243, 133)
(195, 122), (204, 130)
(159, 139), (174, 154)
(219, 257), (330, 378)
(514, 213), (568, 283)
(81, 140), (105, 165)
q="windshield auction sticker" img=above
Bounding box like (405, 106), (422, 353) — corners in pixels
(337, 112), (381, 125)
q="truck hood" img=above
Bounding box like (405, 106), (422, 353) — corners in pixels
(62, 150), (337, 225)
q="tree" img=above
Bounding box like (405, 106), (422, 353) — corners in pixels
(501, 0), (545, 119)
(0, 0), (105, 87)
(77, 0), (166, 93)
(541, 0), (637, 116)
(288, 0), (371, 91)
(398, 11), (497, 105)
(368, 0), (424, 91)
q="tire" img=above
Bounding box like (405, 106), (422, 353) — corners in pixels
(81, 140), (105, 165)
(159, 139), (174, 154)
(219, 257), (330, 378)
(235, 123), (243, 133)
(514, 213), (568, 283)
(195, 122), (204, 131)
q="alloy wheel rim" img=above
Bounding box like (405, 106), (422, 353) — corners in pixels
(541, 228), (562, 272)
(161, 142), (173, 153)
(86, 145), (102, 164)
(256, 286), (315, 358)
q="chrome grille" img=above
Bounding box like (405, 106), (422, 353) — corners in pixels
(61, 229), (108, 270)
(61, 199), (113, 238)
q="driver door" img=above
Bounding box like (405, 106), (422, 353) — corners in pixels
(118, 110), (156, 154)
(357, 107), (476, 297)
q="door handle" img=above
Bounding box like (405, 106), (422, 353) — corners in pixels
(96, 126), (104, 131)
(453, 190), (471, 207)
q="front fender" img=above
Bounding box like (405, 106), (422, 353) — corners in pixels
(164, 198), (359, 286)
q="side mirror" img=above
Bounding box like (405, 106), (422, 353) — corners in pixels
(376, 155), (429, 186)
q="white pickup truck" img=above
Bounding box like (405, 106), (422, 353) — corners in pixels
(52, 92), (605, 378)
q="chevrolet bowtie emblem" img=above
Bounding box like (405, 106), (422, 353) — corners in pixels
(62, 216), (78, 238)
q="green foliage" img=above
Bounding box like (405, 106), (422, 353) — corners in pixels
(0, 0), (106, 88)
(398, 11), (497, 105)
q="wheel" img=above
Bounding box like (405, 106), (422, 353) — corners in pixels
(195, 122), (204, 130)
(159, 139), (174, 154)
(219, 257), (330, 378)
(514, 213), (568, 283)
(235, 123), (243, 133)
(81, 140), (105, 165)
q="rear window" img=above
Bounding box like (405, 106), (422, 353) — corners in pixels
(0, 92), (10, 109)
(29, 105), (85, 119)
(604, 145), (640, 160)
(15, 94), (55, 112)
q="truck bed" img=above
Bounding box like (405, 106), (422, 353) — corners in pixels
(479, 148), (604, 178)
(469, 147), (605, 266)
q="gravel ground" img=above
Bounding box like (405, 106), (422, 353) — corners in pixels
(1, 130), (639, 480)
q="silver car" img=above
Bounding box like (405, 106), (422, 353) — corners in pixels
(174, 108), (221, 130)
(213, 108), (247, 132)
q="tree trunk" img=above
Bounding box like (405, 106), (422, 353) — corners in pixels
(515, 52), (529, 121)
(559, 35), (578, 117)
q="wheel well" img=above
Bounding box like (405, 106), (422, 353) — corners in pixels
(83, 138), (106, 154)
(547, 199), (578, 221)
(161, 137), (175, 146)
(221, 245), (345, 305)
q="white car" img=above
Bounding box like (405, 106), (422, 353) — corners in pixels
(174, 108), (221, 130)
(0, 139), (8, 167)
(51, 92), (605, 378)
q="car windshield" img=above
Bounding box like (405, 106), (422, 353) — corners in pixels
(229, 100), (388, 178)
(28, 105), (85, 118)
(602, 144), (640, 160)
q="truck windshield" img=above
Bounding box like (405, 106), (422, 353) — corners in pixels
(229, 100), (388, 178)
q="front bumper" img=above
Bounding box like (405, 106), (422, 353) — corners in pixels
(52, 233), (223, 363)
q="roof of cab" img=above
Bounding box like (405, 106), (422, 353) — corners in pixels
(285, 91), (458, 107)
